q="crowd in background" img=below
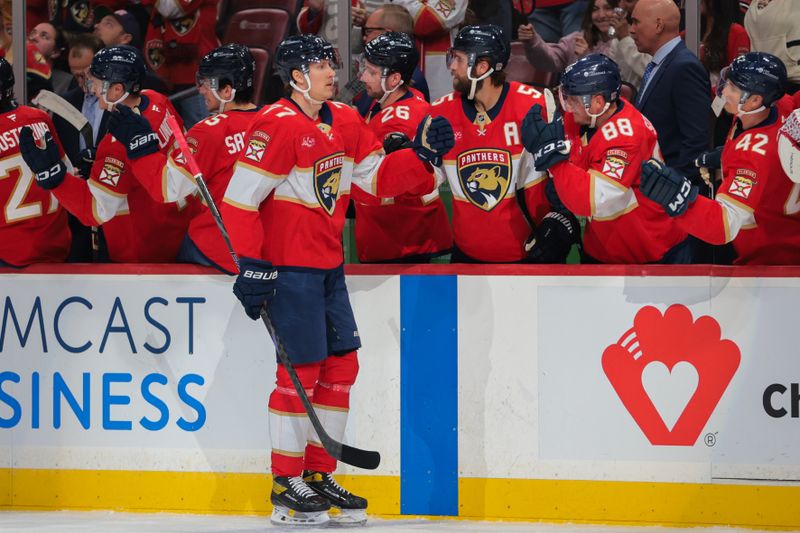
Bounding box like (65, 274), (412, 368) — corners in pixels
(1, 0), (799, 267)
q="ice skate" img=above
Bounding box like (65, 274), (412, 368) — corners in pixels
(270, 475), (331, 527)
(304, 470), (368, 526)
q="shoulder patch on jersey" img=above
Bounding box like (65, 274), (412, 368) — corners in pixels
(436, 0), (455, 17)
(457, 148), (512, 211)
(728, 169), (757, 199)
(314, 152), (345, 216)
(98, 156), (124, 187)
(601, 149), (629, 180)
(245, 130), (271, 163)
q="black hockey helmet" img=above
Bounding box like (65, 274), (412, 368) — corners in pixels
(559, 53), (621, 103)
(275, 34), (340, 84)
(363, 32), (418, 84)
(448, 24), (510, 73)
(89, 45), (146, 93)
(0, 57), (14, 103)
(198, 43), (256, 93)
(724, 52), (786, 107)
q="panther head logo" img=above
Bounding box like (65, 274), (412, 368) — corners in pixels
(457, 149), (512, 211)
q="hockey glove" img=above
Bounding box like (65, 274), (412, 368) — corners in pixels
(107, 104), (160, 160)
(641, 159), (698, 217)
(18, 127), (67, 190)
(521, 104), (570, 172)
(412, 115), (454, 167)
(383, 131), (412, 154)
(233, 257), (278, 320)
(694, 146), (723, 170)
(76, 148), (96, 179)
(524, 210), (580, 263)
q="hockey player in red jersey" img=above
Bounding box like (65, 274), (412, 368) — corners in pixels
(354, 31), (453, 262)
(430, 24), (578, 263)
(19, 45), (189, 263)
(105, 44), (259, 273)
(641, 52), (800, 265)
(0, 57), (72, 267)
(521, 54), (690, 264)
(221, 35), (453, 527)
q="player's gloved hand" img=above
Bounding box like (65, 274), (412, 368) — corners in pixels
(778, 109), (800, 183)
(412, 114), (454, 167)
(524, 210), (580, 263)
(694, 146), (723, 170)
(521, 104), (570, 172)
(382, 131), (412, 154)
(18, 127), (67, 190)
(232, 257), (278, 320)
(76, 147), (95, 179)
(107, 104), (160, 160)
(641, 159), (699, 217)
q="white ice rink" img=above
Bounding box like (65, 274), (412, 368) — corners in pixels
(0, 512), (781, 533)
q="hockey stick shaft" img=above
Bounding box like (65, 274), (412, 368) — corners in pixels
(164, 115), (380, 470)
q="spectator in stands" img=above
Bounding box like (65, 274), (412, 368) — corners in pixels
(744, 0), (800, 94)
(28, 22), (73, 94)
(386, 0), (468, 100)
(298, 0), (383, 46)
(607, 0), (650, 86)
(518, 0), (619, 74)
(527, 0), (589, 43)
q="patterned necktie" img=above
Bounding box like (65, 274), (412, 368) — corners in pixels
(637, 61), (657, 105)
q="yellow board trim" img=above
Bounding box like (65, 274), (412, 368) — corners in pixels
(2, 470), (800, 529)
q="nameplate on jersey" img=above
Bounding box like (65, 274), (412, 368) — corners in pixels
(728, 169), (757, 200)
(314, 152), (344, 216)
(244, 130), (271, 163)
(98, 157), (124, 187)
(457, 148), (512, 212)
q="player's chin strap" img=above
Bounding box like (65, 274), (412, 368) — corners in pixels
(101, 80), (129, 112)
(735, 91), (766, 116)
(467, 62), (494, 100)
(580, 94), (610, 129)
(378, 71), (402, 106)
(211, 80), (236, 115)
(291, 72), (326, 105)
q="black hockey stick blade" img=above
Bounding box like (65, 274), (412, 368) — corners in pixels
(260, 309), (381, 470)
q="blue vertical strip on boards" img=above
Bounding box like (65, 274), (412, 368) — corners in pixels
(400, 275), (458, 516)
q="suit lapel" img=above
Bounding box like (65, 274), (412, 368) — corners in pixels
(638, 41), (684, 109)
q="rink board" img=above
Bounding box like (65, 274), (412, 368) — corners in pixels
(1, 264), (800, 529)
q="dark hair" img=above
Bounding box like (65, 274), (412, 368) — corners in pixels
(474, 56), (507, 87)
(68, 32), (104, 56)
(701, 0), (739, 73)
(582, 0), (620, 49)
(377, 5), (414, 35)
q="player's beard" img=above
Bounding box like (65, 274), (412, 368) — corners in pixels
(453, 73), (482, 98)
(364, 84), (384, 101)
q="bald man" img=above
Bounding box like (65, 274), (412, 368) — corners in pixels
(631, 0), (712, 262)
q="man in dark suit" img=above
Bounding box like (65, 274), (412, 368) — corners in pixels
(631, 0), (710, 184)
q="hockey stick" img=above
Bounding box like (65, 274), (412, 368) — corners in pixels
(32, 90), (94, 151)
(165, 115), (381, 470)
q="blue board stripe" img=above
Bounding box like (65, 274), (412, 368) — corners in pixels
(400, 275), (458, 516)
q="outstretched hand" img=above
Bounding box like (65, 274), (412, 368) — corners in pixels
(18, 127), (67, 189)
(521, 103), (570, 171)
(641, 159), (698, 217)
(107, 104), (160, 160)
(412, 114), (454, 167)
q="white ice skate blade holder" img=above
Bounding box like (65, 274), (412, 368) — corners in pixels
(270, 505), (330, 528)
(328, 507), (368, 527)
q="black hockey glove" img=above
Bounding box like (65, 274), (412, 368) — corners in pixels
(521, 103), (570, 172)
(18, 127), (67, 190)
(107, 104), (160, 160)
(524, 210), (580, 263)
(412, 114), (454, 167)
(76, 147), (95, 179)
(233, 257), (278, 320)
(383, 131), (412, 154)
(641, 159), (698, 217)
(694, 146), (723, 170)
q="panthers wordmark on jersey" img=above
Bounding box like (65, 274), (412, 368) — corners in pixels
(430, 81), (555, 262)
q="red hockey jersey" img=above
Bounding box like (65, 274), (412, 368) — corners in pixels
(552, 99), (687, 263)
(354, 90), (452, 262)
(52, 91), (191, 263)
(222, 98), (433, 269)
(0, 106), (71, 267)
(131, 108), (260, 273)
(678, 108), (800, 264)
(429, 82), (555, 262)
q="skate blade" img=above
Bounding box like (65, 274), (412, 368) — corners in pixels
(270, 505), (330, 528)
(328, 507), (367, 527)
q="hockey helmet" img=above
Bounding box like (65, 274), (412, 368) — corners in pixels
(448, 24), (510, 72)
(198, 43), (256, 93)
(89, 45), (146, 94)
(363, 32), (418, 84)
(559, 53), (621, 103)
(724, 52), (786, 107)
(0, 57), (14, 103)
(275, 34), (340, 84)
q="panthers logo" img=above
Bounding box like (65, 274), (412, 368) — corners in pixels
(146, 40), (165, 70)
(314, 153), (345, 215)
(170, 12), (198, 36)
(457, 148), (512, 211)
